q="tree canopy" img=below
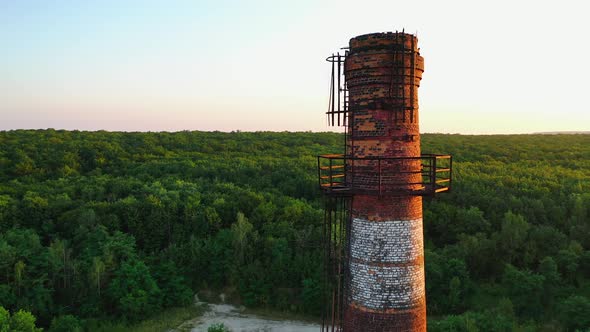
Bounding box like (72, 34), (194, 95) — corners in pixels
(0, 130), (589, 330)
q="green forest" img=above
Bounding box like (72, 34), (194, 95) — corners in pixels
(0, 130), (589, 331)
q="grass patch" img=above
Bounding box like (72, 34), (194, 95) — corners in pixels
(85, 305), (206, 332)
(240, 306), (321, 324)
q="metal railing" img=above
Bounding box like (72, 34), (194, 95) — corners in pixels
(318, 154), (452, 196)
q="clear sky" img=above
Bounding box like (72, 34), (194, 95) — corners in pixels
(1, 0), (588, 134)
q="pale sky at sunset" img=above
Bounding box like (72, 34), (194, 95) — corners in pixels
(1, 0), (589, 134)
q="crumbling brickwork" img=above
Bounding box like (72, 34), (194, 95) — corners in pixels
(343, 305), (426, 332)
(350, 218), (424, 263)
(343, 32), (426, 331)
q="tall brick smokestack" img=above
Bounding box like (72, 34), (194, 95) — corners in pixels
(343, 32), (426, 331)
(318, 31), (451, 332)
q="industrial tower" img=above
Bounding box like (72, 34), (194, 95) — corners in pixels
(318, 32), (452, 331)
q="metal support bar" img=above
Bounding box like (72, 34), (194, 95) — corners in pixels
(331, 55), (335, 126)
(337, 54), (341, 126)
(410, 35), (415, 123)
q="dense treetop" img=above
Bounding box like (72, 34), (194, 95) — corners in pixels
(0, 130), (589, 331)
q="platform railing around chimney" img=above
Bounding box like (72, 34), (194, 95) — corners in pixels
(318, 154), (452, 196)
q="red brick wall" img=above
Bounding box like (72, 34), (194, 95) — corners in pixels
(344, 304), (426, 332)
(352, 195), (422, 221)
(343, 32), (426, 332)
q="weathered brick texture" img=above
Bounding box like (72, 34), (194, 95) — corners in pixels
(343, 31), (426, 331)
(352, 195), (422, 221)
(343, 305), (426, 332)
(350, 218), (424, 263)
(349, 260), (425, 310)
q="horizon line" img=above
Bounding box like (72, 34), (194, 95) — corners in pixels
(1, 128), (589, 136)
